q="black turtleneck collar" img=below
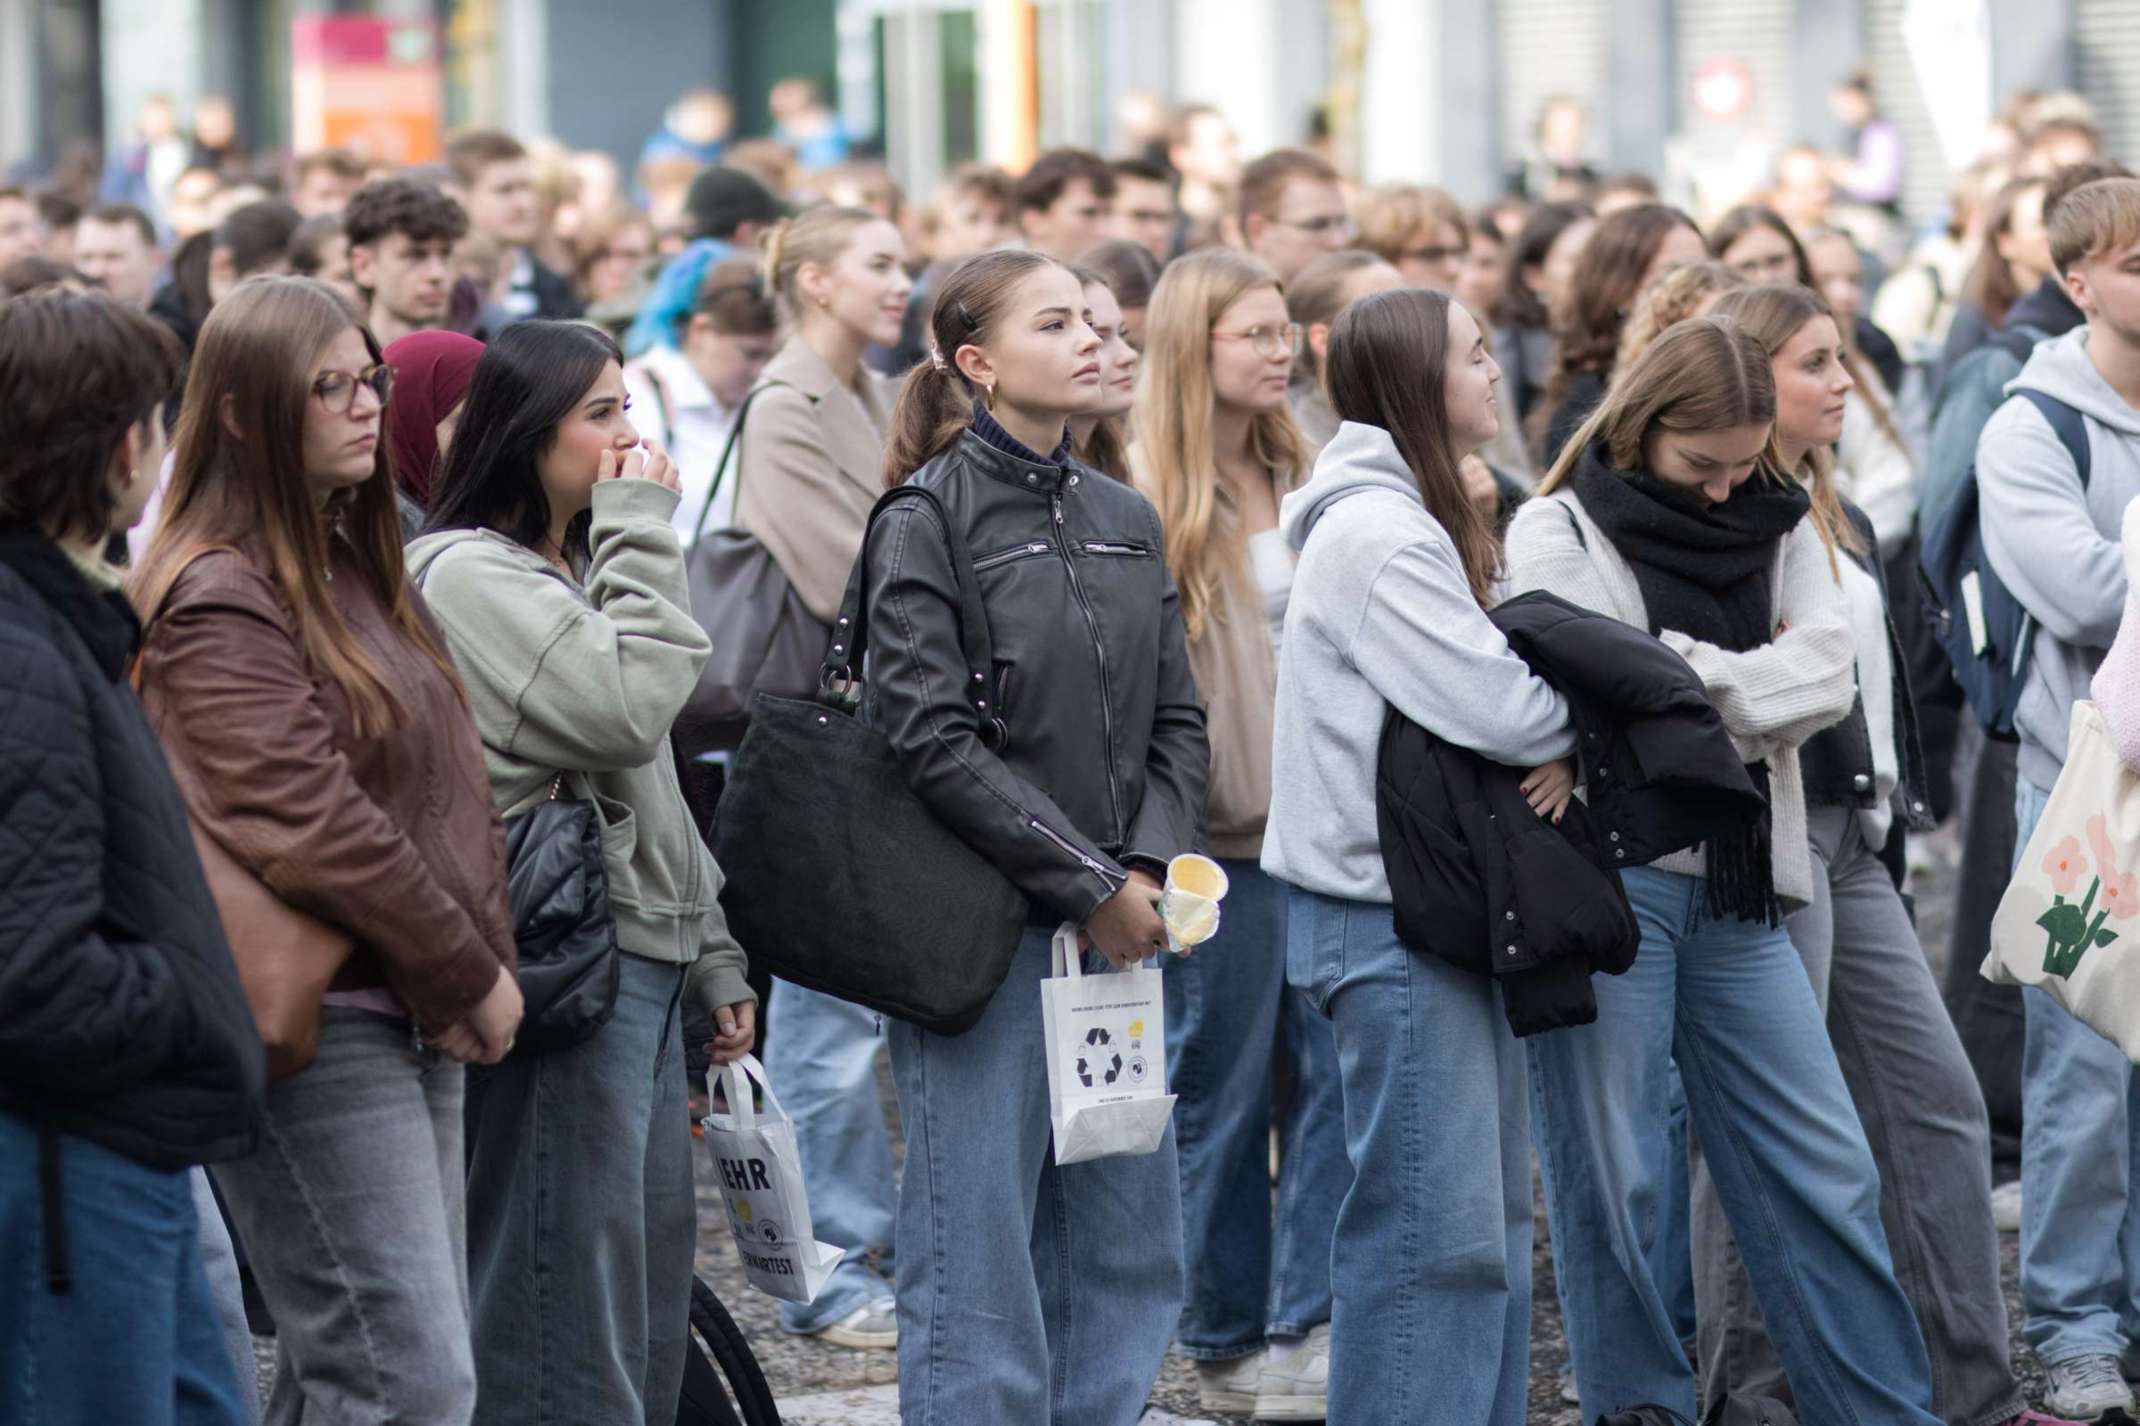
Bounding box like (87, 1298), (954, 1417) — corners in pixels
(969, 401), (1073, 470)
(0, 533), (142, 680)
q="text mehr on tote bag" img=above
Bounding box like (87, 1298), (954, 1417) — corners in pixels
(1042, 923), (1177, 1165)
(701, 1054), (841, 1303)
(1985, 700), (2140, 1061)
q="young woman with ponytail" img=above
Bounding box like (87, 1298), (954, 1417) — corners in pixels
(734, 202), (915, 1351)
(1262, 286), (1574, 1423)
(1698, 284), (2054, 1426)
(1065, 262), (1139, 480)
(1505, 318), (1942, 1425)
(869, 249), (1207, 1422)
(1128, 248), (1348, 1420)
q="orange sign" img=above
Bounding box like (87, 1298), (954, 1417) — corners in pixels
(292, 16), (443, 165)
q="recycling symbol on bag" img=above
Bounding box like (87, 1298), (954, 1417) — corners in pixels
(1076, 1026), (1123, 1087)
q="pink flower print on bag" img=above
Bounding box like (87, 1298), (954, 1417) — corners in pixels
(2035, 813), (2136, 978)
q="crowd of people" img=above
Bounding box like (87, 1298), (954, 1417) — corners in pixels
(6, 68), (2140, 1426)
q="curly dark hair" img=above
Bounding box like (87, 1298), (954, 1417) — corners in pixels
(343, 177), (468, 252)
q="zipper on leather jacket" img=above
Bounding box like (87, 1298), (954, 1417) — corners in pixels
(1080, 540), (1149, 558)
(1052, 493), (1124, 842)
(973, 541), (1052, 571)
(1030, 816), (1125, 891)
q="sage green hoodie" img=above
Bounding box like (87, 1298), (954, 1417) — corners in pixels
(406, 477), (751, 1015)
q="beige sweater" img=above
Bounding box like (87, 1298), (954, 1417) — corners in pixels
(1503, 489), (1858, 909)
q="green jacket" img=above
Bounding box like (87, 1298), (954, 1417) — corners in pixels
(407, 478), (751, 1014)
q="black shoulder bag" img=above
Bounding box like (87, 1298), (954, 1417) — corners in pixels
(710, 484), (1028, 1035)
(676, 384), (833, 758)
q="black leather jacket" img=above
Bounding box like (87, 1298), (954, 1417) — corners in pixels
(861, 430), (1208, 923)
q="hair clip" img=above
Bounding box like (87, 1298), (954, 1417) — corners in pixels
(953, 299), (977, 329)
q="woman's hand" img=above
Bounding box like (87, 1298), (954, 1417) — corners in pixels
(1520, 758), (1576, 824)
(705, 999), (757, 1067)
(1082, 872), (1167, 969)
(464, 965), (526, 1064)
(595, 443), (681, 494)
(1461, 455), (1500, 518)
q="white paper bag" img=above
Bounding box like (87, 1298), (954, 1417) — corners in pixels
(1985, 701), (2140, 1061)
(701, 1053), (843, 1303)
(1040, 923), (1176, 1165)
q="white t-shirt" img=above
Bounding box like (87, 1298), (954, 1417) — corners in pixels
(1247, 527), (1295, 663)
(623, 344), (743, 546)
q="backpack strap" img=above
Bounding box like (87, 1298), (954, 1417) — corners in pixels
(2016, 388), (2092, 490)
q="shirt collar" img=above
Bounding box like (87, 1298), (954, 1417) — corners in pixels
(969, 401), (1072, 470)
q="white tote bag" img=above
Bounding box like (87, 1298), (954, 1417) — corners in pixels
(701, 1053), (842, 1303)
(1040, 923), (1177, 1166)
(1985, 700), (2140, 1061)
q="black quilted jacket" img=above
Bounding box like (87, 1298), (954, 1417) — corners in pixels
(0, 534), (263, 1171)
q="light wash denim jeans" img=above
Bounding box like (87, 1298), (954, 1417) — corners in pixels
(1284, 885), (1532, 1425)
(212, 1010), (475, 1426)
(1530, 865), (1939, 1424)
(887, 924), (1184, 1426)
(2017, 776), (2140, 1363)
(0, 1115), (247, 1426)
(1162, 859), (1346, 1359)
(764, 978), (896, 1334)
(189, 1168), (258, 1425)
(1693, 805), (2021, 1426)
(465, 954), (695, 1426)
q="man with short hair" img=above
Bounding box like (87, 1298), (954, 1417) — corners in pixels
(1109, 157), (1176, 263)
(1978, 176), (2140, 1423)
(1239, 148), (1351, 285)
(446, 129), (580, 322)
(345, 178), (469, 348)
(36, 192), (80, 267)
(74, 204), (163, 308)
(0, 189), (42, 270)
(1015, 148), (1116, 263)
(206, 199), (300, 304)
(291, 149), (368, 219)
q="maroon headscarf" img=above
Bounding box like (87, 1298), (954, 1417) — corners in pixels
(383, 330), (484, 508)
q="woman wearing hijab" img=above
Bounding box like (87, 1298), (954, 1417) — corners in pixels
(384, 330), (485, 537)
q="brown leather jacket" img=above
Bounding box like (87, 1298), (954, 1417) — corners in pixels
(136, 539), (514, 1033)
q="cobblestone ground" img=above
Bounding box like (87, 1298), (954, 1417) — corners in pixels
(258, 836), (2047, 1421)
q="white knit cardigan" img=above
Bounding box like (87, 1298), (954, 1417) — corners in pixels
(1503, 489), (1859, 910)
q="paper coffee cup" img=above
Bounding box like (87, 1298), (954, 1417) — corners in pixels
(1162, 854), (1230, 952)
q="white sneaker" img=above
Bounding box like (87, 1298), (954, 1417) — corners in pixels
(1195, 1352), (1264, 1415)
(1256, 1325), (1329, 1421)
(2045, 1354), (2136, 1421)
(1993, 1179), (2024, 1234)
(811, 1296), (897, 1350)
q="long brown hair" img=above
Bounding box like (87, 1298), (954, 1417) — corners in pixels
(1069, 265), (1131, 481)
(129, 276), (457, 736)
(1707, 283), (1861, 566)
(1537, 316), (1777, 498)
(1131, 248), (1308, 641)
(1961, 176), (2049, 328)
(1324, 289), (1500, 606)
(1532, 202), (1700, 458)
(882, 248), (1063, 486)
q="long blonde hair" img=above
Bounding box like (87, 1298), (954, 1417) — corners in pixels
(1706, 283), (1862, 567)
(1131, 249), (1307, 642)
(760, 204), (880, 320)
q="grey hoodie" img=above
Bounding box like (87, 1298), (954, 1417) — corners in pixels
(1261, 421), (1573, 904)
(1978, 326), (2140, 793)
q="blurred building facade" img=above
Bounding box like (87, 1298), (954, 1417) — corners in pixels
(3, 0), (2139, 223)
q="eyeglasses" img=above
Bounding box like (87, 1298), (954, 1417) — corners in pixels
(1402, 245), (1466, 266)
(311, 364), (394, 415)
(1275, 213), (1356, 239)
(1213, 322), (1304, 360)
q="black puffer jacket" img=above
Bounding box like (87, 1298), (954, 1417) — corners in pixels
(0, 536), (265, 1167)
(862, 429), (1208, 922)
(1378, 590), (1767, 1034)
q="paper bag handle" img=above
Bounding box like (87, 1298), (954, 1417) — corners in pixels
(1052, 921), (1084, 984)
(713, 1052), (787, 1136)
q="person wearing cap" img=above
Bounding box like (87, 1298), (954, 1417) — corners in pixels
(623, 167), (787, 360)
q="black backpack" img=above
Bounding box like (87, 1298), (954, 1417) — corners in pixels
(1918, 386), (2092, 739)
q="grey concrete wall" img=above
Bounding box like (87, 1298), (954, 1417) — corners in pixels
(543, 0), (735, 168)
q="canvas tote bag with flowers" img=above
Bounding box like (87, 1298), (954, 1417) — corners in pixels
(1985, 700), (2140, 1060)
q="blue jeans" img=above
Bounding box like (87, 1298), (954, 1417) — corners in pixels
(1285, 886), (1532, 1425)
(465, 955), (695, 1426)
(1162, 859), (1346, 1358)
(887, 924), (1184, 1425)
(764, 978), (895, 1334)
(0, 1116), (245, 1426)
(2017, 776), (2140, 1362)
(1531, 865), (1939, 1423)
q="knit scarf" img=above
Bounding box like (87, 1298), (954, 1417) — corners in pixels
(1573, 446), (1811, 924)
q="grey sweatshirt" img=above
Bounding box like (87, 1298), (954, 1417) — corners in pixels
(1261, 421), (1574, 904)
(1978, 326), (2140, 793)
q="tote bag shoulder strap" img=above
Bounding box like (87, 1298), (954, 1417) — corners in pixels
(821, 482), (1002, 745)
(691, 380), (786, 542)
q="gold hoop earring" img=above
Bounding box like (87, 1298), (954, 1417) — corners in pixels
(982, 382), (997, 411)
